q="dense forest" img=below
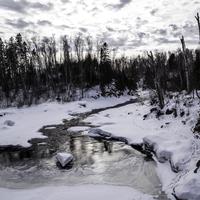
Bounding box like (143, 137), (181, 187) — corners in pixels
(0, 14), (200, 108)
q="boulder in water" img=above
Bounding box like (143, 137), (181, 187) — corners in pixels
(56, 153), (73, 168)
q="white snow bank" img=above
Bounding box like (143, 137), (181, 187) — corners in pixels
(84, 101), (154, 143)
(174, 171), (200, 200)
(143, 134), (193, 172)
(0, 185), (154, 200)
(0, 96), (132, 147)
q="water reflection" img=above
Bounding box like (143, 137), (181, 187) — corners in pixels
(0, 135), (167, 199)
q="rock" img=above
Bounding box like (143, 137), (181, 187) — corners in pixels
(56, 96), (61, 102)
(165, 109), (174, 115)
(194, 116), (200, 133)
(180, 109), (185, 117)
(4, 120), (15, 126)
(79, 102), (86, 107)
(143, 114), (148, 120)
(56, 153), (73, 168)
(156, 110), (164, 118)
(194, 160), (200, 173)
(150, 107), (158, 113)
(143, 135), (192, 172)
(88, 129), (112, 138)
(173, 109), (178, 118)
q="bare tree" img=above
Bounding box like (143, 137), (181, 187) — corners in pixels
(74, 35), (85, 98)
(180, 35), (191, 93)
(195, 13), (200, 44)
(147, 51), (165, 109)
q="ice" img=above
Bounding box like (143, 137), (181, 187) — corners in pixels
(0, 185), (154, 200)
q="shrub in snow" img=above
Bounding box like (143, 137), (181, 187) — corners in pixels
(4, 120), (15, 126)
(56, 153), (73, 168)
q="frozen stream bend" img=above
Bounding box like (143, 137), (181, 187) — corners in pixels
(0, 99), (169, 200)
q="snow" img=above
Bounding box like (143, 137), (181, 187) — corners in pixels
(0, 95), (132, 147)
(68, 126), (90, 132)
(83, 92), (200, 199)
(0, 185), (154, 200)
(55, 153), (73, 167)
(174, 171), (200, 200)
(84, 101), (157, 144)
(1, 90), (200, 199)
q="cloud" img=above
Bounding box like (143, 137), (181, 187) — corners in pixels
(79, 27), (87, 33)
(5, 18), (34, 29)
(153, 28), (167, 36)
(155, 37), (177, 45)
(150, 8), (159, 15)
(169, 24), (179, 31)
(37, 20), (52, 26)
(128, 39), (147, 48)
(60, 0), (70, 3)
(136, 17), (148, 29)
(0, 0), (53, 14)
(106, 27), (115, 32)
(106, 0), (132, 10)
(137, 32), (149, 39)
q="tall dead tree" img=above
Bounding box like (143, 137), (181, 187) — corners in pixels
(195, 13), (200, 44)
(195, 13), (200, 98)
(74, 35), (84, 98)
(180, 35), (191, 93)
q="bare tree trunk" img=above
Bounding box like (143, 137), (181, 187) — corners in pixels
(180, 36), (190, 93)
(195, 13), (200, 44)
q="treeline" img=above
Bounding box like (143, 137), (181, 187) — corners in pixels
(0, 34), (138, 106)
(0, 13), (200, 108)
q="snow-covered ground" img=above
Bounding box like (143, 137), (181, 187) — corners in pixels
(1, 90), (200, 199)
(0, 95), (132, 147)
(0, 184), (153, 200)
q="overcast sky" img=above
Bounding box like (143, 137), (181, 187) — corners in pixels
(0, 0), (199, 54)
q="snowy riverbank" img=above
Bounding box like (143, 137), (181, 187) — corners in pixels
(83, 91), (200, 199)
(0, 90), (200, 199)
(0, 95), (133, 147)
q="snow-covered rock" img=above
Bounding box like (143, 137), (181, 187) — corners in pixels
(87, 128), (112, 138)
(174, 172), (200, 200)
(68, 126), (90, 132)
(56, 153), (73, 168)
(143, 135), (193, 172)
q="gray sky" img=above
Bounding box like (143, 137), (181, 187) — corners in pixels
(0, 0), (199, 54)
